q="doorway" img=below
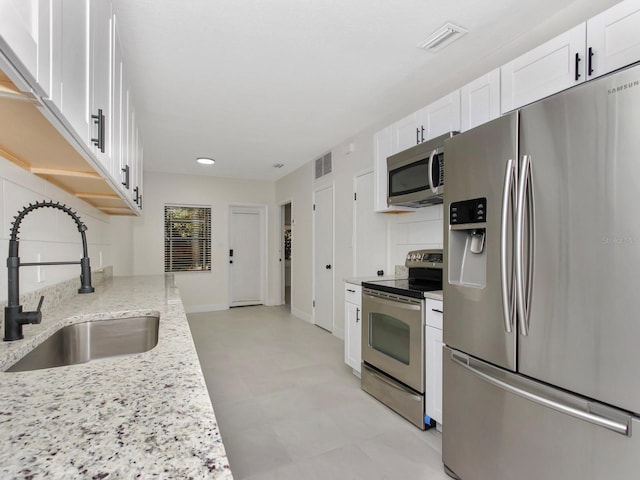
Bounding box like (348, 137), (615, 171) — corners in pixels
(313, 185), (334, 332)
(229, 205), (266, 307)
(281, 202), (292, 308)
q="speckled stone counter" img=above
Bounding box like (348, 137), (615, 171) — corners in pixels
(425, 290), (443, 301)
(0, 275), (233, 479)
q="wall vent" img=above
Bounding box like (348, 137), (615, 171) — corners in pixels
(314, 152), (332, 179)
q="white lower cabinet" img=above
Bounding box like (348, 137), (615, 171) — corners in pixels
(425, 298), (443, 428)
(344, 283), (362, 375)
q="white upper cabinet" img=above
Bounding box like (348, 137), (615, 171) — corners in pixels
(501, 0), (640, 113)
(501, 24), (586, 113)
(587, 0), (640, 78)
(461, 69), (501, 131)
(112, 14), (125, 189)
(0, 0), (51, 96)
(49, 0), (91, 144)
(392, 90), (462, 152)
(394, 111), (422, 152)
(89, 0), (113, 172)
(422, 90), (461, 139)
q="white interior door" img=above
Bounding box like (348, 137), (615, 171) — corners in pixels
(230, 207), (263, 307)
(314, 185), (334, 331)
(355, 171), (387, 276)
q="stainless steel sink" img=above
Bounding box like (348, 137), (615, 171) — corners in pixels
(6, 315), (159, 372)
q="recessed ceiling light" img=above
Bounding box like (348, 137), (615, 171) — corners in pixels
(196, 157), (215, 165)
(417, 22), (468, 52)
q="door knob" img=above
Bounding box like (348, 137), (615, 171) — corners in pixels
(325, 264), (331, 270)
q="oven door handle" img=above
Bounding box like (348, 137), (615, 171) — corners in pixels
(363, 293), (422, 310)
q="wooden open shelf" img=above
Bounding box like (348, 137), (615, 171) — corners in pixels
(0, 70), (135, 215)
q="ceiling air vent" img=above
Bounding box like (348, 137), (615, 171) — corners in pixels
(417, 22), (468, 53)
(315, 152), (332, 179)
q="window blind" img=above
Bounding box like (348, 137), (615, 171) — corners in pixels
(164, 205), (211, 272)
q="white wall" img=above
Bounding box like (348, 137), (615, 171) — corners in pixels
(275, 162), (313, 322)
(0, 156), (113, 304)
(118, 171), (278, 312)
(387, 205), (444, 268)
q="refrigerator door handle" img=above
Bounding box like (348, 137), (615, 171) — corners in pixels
(515, 155), (532, 335)
(450, 350), (631, 436)
(500, 158), (515, 333)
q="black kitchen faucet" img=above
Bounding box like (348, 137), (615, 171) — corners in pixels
(3, 201), (95, 341)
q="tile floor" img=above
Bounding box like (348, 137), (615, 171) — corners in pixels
(188, 306), (450, 480)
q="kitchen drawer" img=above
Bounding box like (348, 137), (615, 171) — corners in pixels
(426, 299), (443, 329)
(344, 283), (362, 305)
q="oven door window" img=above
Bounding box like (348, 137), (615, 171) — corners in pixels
(389, 160), (429, 197)
(369, 313), (410, 365)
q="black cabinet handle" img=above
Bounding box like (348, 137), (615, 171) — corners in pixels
(134, 186), (140, 204)
(121, 164), (130, 189)
(420, 126), (425, 143)
(347, 288), (356, 293)
(91, 109), (105, 153)
(325, 264), (332, 270)
(356, 307), (360, 323)
(574, 53), (581, 81)
(588, 47), (594, 76)
(416, 128), (420, 145)
(432, 309), (443, 314)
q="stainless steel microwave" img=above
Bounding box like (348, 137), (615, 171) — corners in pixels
(387, 132), (457, 207)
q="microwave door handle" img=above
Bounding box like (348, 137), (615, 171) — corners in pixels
(428, 149), (438, 194)
(500, 158), (515, 333)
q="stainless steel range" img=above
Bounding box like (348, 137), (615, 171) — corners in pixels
(361, 249), (443, 429)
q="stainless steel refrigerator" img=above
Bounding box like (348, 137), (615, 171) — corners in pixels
(442, 63), (640, 480)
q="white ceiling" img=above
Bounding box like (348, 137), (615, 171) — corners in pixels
(111, 0), (619, 182)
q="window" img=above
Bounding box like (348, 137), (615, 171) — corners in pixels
(164, 205), (211, 272)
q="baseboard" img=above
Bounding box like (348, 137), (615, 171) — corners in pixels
(291, 307), (312, 323)
(184, 304), (229, 314)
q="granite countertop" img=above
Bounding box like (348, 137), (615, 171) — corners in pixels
(0, 275), (232, 479)
(425, 290), (443, 301)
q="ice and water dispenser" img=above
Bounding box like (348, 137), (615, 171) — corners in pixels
(448, 197), (487, 288)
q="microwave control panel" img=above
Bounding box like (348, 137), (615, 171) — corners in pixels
(450, 197), (486, 224)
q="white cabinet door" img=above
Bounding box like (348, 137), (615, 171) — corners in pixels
(373, 126), (414, 213)
(425, 325), (443, 425)
(394, 111), (421, 152)
(344, 283), (362, 374)
(112, 14), (125, 189)
(0, 0), (51, 96)
(461, 69), (501, 131)
(0, 0), (38, 83)
(50, 0), (91, 144)
(421, 90), (461, 140)
(587, 0), (640, 79)
(425, 299), (443, 425)
(89, 0), (112, 172)
(501, 23), (586, 113)
(135, 141), (143, 211)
